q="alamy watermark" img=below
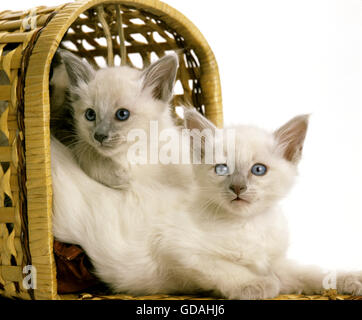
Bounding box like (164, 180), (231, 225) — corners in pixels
(322, 270), (337, 290)
(22, 265), (37, 290)
(124, 121), (236, 172)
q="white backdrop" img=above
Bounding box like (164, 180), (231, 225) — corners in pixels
(2, 0), (362, 271)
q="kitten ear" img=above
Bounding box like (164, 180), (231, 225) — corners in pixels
(141, 54), (178, 102)
(58, 49), (95, 87)
(183, 108), (217, 132)
(274, 114), (310, 164)
(184, 108), (218, 162)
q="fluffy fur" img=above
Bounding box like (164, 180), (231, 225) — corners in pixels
(51, 108), (362, 299)
(51, 136), (195, 294)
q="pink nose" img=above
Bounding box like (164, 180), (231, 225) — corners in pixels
(230, 184), (247, 195)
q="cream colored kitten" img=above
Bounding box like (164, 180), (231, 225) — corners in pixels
(54, 50), (182, 189)
(162, 109), (362, 299)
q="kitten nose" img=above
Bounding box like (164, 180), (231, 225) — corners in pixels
(230, 184), (247, 195)
(94, 132), (108, 143)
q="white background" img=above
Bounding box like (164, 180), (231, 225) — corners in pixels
(2, 0), (362, 271)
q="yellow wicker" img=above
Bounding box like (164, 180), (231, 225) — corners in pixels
(0, 0), (359, 301)
(60, 293), (362, 301)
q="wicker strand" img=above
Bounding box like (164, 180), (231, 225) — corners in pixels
(115, 4), (127, 66)
(96, 5), (114, 67)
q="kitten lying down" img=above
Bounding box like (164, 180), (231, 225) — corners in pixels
(51, 108), (362, 299)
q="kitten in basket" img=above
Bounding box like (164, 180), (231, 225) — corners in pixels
(50, 49), (190, 190)
(51, 104), (362, 298)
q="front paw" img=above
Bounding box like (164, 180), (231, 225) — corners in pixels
(224, 277), (280, 300)
(337, 272), (362, 295)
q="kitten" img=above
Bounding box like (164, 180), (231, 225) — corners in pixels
(52, 49), (182, 189)
(51, 108), (362, 299)
(158, 109), (362, 299)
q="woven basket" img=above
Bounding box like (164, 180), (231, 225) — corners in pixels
(0, 0), (358, 301)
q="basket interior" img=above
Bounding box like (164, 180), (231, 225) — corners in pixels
(58, 3), (206, 121)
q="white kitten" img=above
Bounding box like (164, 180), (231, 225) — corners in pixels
(50, 53), (196, 294)
(158, 109), (362, 299)
(56, 50), (182, 189)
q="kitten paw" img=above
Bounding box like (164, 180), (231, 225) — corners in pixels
(225, 277), (280, 300)
(337, 272), (362, 295)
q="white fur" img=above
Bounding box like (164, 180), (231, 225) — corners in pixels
(51, 136), (194, 294)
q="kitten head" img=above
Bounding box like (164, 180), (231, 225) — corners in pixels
(184, 109), (309, 218)
(60, 49), (178, 157)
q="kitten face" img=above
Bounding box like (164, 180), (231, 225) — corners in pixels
(73, 67), (166, 157)
(196, 127), (297, 218)
(59, 49), (179, 158)
(185, 109), (309, 219)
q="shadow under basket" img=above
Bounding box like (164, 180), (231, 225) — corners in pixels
(0, 0), (359, 301)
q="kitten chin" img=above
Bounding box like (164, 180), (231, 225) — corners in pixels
(92, 140), (127, 158)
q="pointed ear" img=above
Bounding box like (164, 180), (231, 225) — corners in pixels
(274, 114), (310, 164)
(141, 54), (178, 102)
(58, 49), (95, 87)
(183, 108), (218, 162)
(183, 108), (217, 132)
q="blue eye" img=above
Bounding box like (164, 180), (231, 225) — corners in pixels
(85, 108), (96, 121)
(251, 163), (267, 176)
(116, 108), (130, 121)
(215, 164), (229, 176)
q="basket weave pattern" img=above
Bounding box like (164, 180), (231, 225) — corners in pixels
(0, 5), (61, 300)
(60, 4), (207, 116)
